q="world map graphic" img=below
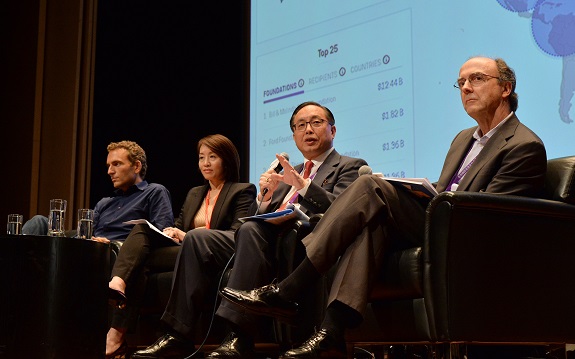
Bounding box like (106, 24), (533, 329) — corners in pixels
(497, 0), (575, 123)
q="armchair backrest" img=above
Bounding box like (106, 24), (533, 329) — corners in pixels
(545, 156), (575, 204)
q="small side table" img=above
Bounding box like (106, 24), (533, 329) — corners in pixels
(0, 234), (110, 359)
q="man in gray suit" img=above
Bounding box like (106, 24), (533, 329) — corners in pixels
(132, 101), (367, 358)
(221, 56), (547, 358)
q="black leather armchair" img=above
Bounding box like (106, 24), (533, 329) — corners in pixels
(346, 156), (575, 356)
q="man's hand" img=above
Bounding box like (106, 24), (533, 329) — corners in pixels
(259, 169), (279, 201)
(259, 153), (308, 201)
(273, 154), (308, 190)
(259, 155), (286, 201)
(92, 236), (110, 244)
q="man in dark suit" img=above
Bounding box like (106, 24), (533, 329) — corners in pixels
(220, 57), (548, 358)
(132, 101), (367, 358)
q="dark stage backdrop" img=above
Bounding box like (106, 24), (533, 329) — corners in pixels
(92, 1), (249, 217)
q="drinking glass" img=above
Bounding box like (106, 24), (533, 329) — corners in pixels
(47, 199), (67, 236)
(76, 209), (94, 239)
(7, 214), (23, 235)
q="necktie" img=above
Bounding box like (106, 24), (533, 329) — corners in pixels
(303, 160), (313, 179)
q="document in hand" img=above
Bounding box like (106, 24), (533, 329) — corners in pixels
(239, 203), (310, 225)
(374, 174), (438, 199)
(123, 219), (175, 241)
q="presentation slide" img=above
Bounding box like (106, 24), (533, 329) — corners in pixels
(249, 0), (574, 183)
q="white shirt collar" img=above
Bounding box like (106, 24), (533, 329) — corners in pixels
(473, 111), (513, 142)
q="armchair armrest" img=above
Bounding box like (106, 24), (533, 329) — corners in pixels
(424, 191), (575, 343)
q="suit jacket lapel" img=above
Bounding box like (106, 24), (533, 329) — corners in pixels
(183, 185), (208, 231)
(311, 150), (340, 188)
(436, 128), (475, 192)
(457, 115), (519, 191)
(209, 182), (231, 228)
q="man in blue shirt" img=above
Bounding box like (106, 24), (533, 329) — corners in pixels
(23, 140), (174, 242)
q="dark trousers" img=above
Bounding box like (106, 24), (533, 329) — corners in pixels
(161, 228), (236, 339)
(302, 175), (427, 317)
(215, 220), (286, 334)
(111, 223), (178, 329)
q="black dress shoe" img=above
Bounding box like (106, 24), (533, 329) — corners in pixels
(206, 332), (254, 358)
(108, 288), (127, 309)
(131, 333), (195, 359)
(219, 283), (298, 324)
(279, 328), (346, 358)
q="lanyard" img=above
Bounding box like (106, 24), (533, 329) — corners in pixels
(447, 141), (483, 191)
(448, 157), (477, 190)
(205, 188), (220, 229)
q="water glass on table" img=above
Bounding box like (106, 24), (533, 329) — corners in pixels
(7, 214), (23, 235)
(76, 208), (94, 239)
(48, 199), (67, 236)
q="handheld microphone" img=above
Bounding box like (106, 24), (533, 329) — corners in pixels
(262, 152), (290, 197)
(266, 152), (290, 174)
(358, 165), (373, 176)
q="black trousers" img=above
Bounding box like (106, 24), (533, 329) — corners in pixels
(161, 228), (236, 339)
(215, 219), (297, 335)
(110, 223), (178, 329)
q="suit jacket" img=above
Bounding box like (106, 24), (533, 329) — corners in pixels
(314, 115), (547, 315)
(248, 149), (368, 216)
(174, 182), (256, 232)
(436, 115), (547, 197)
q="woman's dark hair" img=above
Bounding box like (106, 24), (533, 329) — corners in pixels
(197, 134), (240, 182)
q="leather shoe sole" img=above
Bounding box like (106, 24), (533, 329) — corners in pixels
(219, 284), (298, 324)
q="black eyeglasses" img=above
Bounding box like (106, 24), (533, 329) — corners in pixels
(454, 72), (501, 89)
(291, 119), (331, 132)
